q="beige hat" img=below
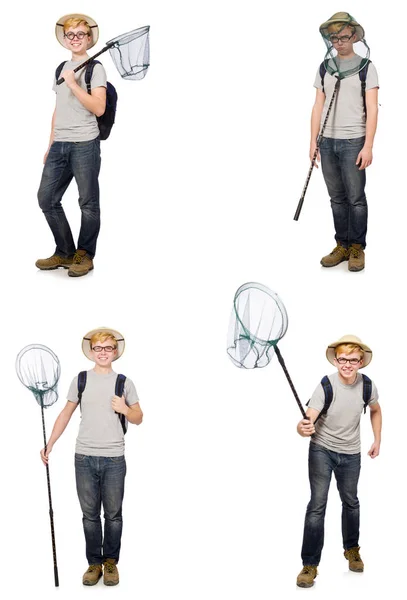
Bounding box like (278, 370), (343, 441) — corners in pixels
(82, 327), (125, 362)
(56, 13), (99, 49)
(326, 335), (372, 368)
(320, 12), (365, 42)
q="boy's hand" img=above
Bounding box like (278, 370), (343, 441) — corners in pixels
(356, 146), (373, 170)
(112, 395), (127, 415)
(309, 142), (320, 169)
(62, 69), (77, 89)
(40, 444), (53, 465)
(297, 419), (315, 437)
(367, 441), (380, 458)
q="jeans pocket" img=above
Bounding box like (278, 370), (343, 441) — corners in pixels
(75, 453), (87, 462)
(109, 455), (125, 463)
(346, 137), (365, 146)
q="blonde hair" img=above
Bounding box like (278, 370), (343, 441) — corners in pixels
(335, 343), (364, 359)
(63, 18), (91, 36)
(327, 22), (356, 36)
(90, 332), (118, 349)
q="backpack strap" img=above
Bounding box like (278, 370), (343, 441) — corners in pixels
(84, 60), (101, 94)
(319, 61), (327, 94)
(362, 374), (372, 414)
(314, 376), (333, 424)
(77, 371), (87, 406)
(358, 60), (371, 117)
(55, 61), (67, 84)
(115, 374), (127, 435)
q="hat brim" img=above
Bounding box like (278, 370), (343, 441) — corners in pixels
(326, 338), (372, 368)
(82, 328), (125, 361)
(56, 14), (99, 49)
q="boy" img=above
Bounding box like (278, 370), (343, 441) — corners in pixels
(40, 328), (143, 586)
(36, 14), (107, 277)
(296, 335), (381, 588)
(310, 13), (379, 271)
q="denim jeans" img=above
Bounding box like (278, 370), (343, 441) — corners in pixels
(37, 138), (101, 258)
(75, 454), (126, 565)
(301, 442), (361, 566)
(320, 136), (367, 248)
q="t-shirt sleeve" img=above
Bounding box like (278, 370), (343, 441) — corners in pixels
(366, 63), (379, 90)
(307, 381), (325, 412)
(313, 67), (323, 90)
(67, 376), (79, 403)
(91, 63), (107, 89)
(124, 378), (140, 406)
(368, 380), (379, 406)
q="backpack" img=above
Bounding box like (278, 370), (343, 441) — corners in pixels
(307, 374), (372, 425)
(55, 60), (118, 140)
(77, 371), (128, 434)
(319, 59), (371, 117)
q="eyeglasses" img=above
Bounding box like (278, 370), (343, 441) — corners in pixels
(336, 357), (361, 365)
(92, 346), (117, 353)
(329, 34), (354, 44)
(64, 31), (89, 41)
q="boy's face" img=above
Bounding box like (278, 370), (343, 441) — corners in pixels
(334, 351), (363, 382)
(64, 25), (91, 54)
(91, 338), (118, 369)
(329, 25), (356, 57)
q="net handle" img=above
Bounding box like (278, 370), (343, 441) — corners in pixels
(56, 43), (114, 85)
(274, 346), (307, 419)
(294, 77), (341, 220)
(40, 398), (59, 587)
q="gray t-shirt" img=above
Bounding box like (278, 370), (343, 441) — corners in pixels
(313, 55), (379, 139)
(308, 372), (378, 454)
(67, 369), (140, 457)
(53, 60), (107, 142)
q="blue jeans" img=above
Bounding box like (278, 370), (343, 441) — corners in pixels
(301, 442), (361, 566)
(37, 138), (101, 258)
(75, 454), (126, 565)
(320, 136), (367, 248)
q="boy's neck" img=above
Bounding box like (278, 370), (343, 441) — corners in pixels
(93, 365), (114, 375)
(70, 51), (89, 62)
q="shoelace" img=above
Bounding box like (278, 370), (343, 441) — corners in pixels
(302, 566), (316, 574)
(87, 565), (100, 572)
(349, 246), (360, 258)
(347, 548), (361, 561)
(104, 562), (116, 573)
(331, 245), (347, 256)
(73, 252), (85, 264)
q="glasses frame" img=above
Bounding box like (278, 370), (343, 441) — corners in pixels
(64, 31), (90, 41)
(91, 346), (117, 353)
(329, 34), (355, 44)
(335, 356), (362, 365)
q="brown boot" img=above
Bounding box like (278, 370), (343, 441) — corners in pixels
(296, 565), (318, 588)
(348, 244), (365, 272)
(83, 564), (103, 586)
(320, 244), (349, 267)
(68, 250), (94, 277)
(103, 558), (119, 586)
(35, 254), (74, 270)
(344, 546), (364, 572)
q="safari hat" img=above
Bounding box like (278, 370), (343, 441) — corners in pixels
(326, 334), (372, 368)
(56, 13), (99, 49)
(82, 327), (125, 361)
(319, 12), (365, 42)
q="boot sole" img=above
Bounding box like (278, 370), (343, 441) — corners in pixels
(320, 258), (348, 268)
(296, 581), (315, 588)
(348, 265), (365, 272)
(349, 566), (364, 572)
(104, 580), (119, 586)
(36, 265), (72, 270)
(83, 574), (102, 586)
(68, 266), (94, 278)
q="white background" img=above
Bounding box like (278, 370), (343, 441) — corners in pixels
(1, 0), (404, 598)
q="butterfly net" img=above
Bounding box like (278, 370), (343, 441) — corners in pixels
(16, 344), (60, 407)
(319, 12), (370, 80)
(108, 26), (150, 80)
(227, 283), (288, 369)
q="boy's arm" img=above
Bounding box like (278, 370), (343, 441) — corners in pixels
(111, 395), (143, 425)
(62, 69), (107, 117)
(40, 400), (78, 464)
(309, 88), (325, 168)
(356, 87), (379, 170)
(297, 407), (320, 437)
(44, 105), (57, 164)
(367, 401), (381, 458)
